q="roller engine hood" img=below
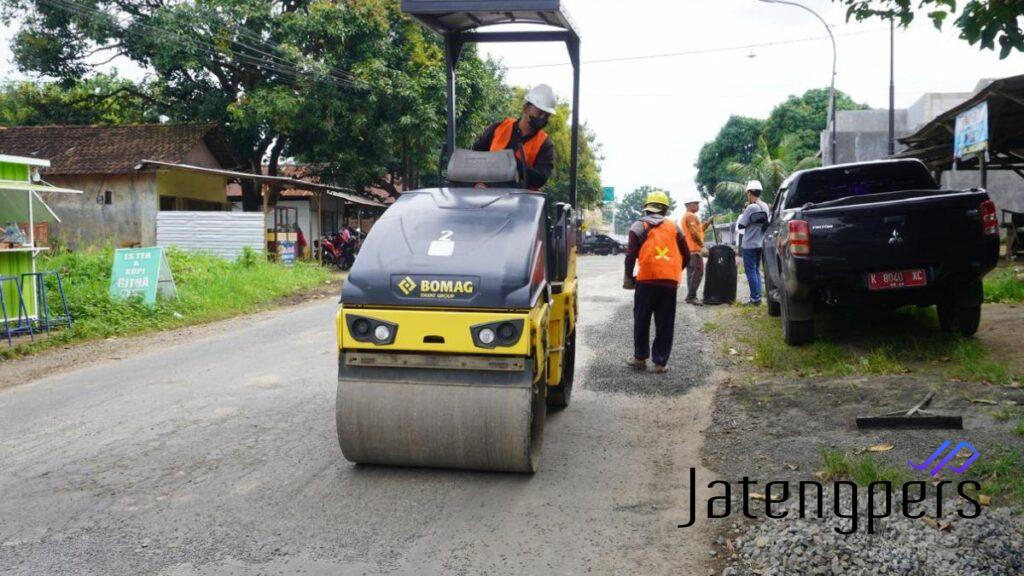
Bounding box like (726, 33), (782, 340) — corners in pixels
(341, 187), (548, 310)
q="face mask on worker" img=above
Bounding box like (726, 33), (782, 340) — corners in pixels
(528, 113), (549, 131)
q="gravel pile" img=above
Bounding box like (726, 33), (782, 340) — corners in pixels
(720, 490), (1024, 576)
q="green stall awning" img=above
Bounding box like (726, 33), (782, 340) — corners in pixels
(0, 181), (82, 224)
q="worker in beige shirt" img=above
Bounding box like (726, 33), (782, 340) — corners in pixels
(680, 191), (713, 305)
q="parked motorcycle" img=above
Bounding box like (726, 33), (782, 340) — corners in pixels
(318, 230), (358, 271)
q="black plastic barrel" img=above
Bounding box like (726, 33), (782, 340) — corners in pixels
(703, 244), (737, 305)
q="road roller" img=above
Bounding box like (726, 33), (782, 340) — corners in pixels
(335, 0), (583, 473)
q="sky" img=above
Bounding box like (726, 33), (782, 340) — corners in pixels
(479, 0), (1023, 204)
(2, 0), (1022, 205)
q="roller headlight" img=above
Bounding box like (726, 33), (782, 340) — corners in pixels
(346, 315), (397, 345)
(497, 322), (516, 341)
(471, 319), (524, 349)
(353, 319), (372, 337)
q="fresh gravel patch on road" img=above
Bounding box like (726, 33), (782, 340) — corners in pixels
(720, 491), (1024, 576)
(582, 297), (713, 397)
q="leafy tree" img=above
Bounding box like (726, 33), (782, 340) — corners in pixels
(715, 135), (820, 209)
(695, 88), (866, 214)
(0, 73), (160, 126)
(834, 0), (1024, 59)
(695, 115), (765, 196)
(290, 19), (513, 199)
(0, 0), (513, 206)
(614, 185), (677, 235)
(762, 88), (868, 161)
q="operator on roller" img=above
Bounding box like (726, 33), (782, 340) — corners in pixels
(472, 84), (557, 190)
(623, 191), (690, 374)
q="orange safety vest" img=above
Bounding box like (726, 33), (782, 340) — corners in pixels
(489, 118), (549, 170)
(681, 212), (704, 253)
(637, 220), (684, 283)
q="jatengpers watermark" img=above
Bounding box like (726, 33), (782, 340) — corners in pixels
(678, 441), (983, 535)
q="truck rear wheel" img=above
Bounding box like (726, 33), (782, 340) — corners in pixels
(781, 291), (814, 346)
(764, 266), (781, 318)
(547, 319), (575, 409)
(938, 280), (983, 337)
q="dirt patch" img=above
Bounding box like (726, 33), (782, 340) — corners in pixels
(977, 303), (1024, 376)
(0, 277), (343, 390)
(695, 300), (1024, 573)
(698, 302), (1024, 490)
(702, 373), (1024, 485)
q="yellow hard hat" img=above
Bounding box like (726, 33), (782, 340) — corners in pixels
(644, 191), (671, 209)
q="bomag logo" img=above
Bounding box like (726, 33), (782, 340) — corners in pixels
(398, 276), (417, 296)
(394, 275), (477, 300)
(419, 279), (475, 299)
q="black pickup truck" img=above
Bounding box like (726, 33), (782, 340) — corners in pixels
(762, 159), (1001, 345)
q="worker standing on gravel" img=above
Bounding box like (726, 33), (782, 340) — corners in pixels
(736, 180), (771, 305)
(623, 191), (690, 374)
(680, 192), (712, 305)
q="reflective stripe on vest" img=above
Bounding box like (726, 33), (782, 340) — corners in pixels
(637, 221), (683, 283)
(489, 118), (549, 169)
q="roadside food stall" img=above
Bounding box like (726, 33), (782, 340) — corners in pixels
(0, 154), (81, 344)
(895, 74), (1024, 260)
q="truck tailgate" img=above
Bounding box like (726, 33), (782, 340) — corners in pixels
(804, 190), (988, 272)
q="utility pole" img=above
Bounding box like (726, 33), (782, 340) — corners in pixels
(888, 17), (896, 156)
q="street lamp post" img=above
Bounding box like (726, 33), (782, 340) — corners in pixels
(759, 0), (837, 165)
(888, 17), (896, 156)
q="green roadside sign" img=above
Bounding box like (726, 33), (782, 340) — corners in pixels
(602, 186), (615, 202)
(109, 247), (177, 306)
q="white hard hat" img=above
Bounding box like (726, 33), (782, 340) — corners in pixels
(681, 191), (702, 204)
(746, 180), (764, 192)
(525, 84), (557, 114)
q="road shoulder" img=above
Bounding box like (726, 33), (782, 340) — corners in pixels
(0, 290), (340, 391)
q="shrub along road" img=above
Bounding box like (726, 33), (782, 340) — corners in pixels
(0, 256), (721, 575)
(0, 248), (336, 361)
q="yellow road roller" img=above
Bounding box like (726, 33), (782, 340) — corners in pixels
(335, 0), (583, 473)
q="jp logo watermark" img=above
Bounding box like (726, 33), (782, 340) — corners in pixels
(908, 441), (980, 477)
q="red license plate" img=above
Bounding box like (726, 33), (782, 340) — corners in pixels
(868, 269), (927, 291)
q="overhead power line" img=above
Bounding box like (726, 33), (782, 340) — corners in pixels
(507, 26), (898, 69)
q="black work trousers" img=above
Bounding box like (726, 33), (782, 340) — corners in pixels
(633, 282), (678, 366)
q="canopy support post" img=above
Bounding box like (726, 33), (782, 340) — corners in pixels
(568, 35), (581, 209)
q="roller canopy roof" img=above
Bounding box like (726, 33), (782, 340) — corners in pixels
(401, 0), (578, 36)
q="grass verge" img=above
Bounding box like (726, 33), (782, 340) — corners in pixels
(1, 247), (336, 360)
(970, 450), (1024, 508)
(984, 266), (1024, 304)
(728, 305), (1016, 384)
(819, 448), (908, 486)
(819, 447), (1024, 508)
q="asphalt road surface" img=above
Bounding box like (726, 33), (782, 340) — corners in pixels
(0, 256), (718, 575)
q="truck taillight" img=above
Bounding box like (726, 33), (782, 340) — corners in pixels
(981, 200), (998, 237)
(788, 220), (811, 255)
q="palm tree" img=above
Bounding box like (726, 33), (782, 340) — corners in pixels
(715, 134), (820, 206)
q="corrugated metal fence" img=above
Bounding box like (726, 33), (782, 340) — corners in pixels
(156, 212), (264, 260)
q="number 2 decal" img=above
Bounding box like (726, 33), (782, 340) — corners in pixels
(428, 230), (455, 257)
